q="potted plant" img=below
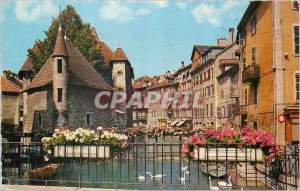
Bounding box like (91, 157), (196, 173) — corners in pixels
(41, 127), (128, 159)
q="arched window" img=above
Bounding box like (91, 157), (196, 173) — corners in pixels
(85, 112), (91, 126)
(38, 113), (42, 127)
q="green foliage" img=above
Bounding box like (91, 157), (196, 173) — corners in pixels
(28, 5), (110, 82)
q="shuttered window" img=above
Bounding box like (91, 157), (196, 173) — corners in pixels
(294, 26), (299, 55)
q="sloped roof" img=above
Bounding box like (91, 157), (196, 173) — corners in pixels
(111, 48), (128, 61)
(148, 80), (178, 90)
(91, 27), (114, 63)
(52, 25), (68, 57)
(1, 76), (22, 93)
(25, 37), (113, 91)
(20, 43), (40, 72)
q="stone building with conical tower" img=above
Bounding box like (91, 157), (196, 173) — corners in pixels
(22, 26), (114, 133)
(110, 48), (134, 130)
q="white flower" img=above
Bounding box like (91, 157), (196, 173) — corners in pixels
(53, 133), (57, 138)
(44, 156), (49, 161)
(80, 138), (84, 143)
(47, 150), (52, 154)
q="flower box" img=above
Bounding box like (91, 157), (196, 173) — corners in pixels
(54, 145), (110, 158)
(194, 147), (264, 162)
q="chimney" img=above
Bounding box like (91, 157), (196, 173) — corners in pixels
(228, 28), (235, 45)
(217, 38), (228, 47)
(3, 70), (11, 78)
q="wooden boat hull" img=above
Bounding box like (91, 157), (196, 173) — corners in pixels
(26, 164), (60, 180)
(199, 163), (227, 178)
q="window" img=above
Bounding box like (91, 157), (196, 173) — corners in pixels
(254, 85), (258, 105)
(208, 70), (210, 80)
(85, 112), (91, 126)
(118, 71), (123, 75)
(244, 89), (248, 106)
(250, 15), (257, 35)
(57, 59), (62, 73)
(296, 73), (299, 102)
(293, 1), (299, 10)
(227, 105), (231, 117)
(206, 104), (209, 117)
(222, 106), (226, 117)
(210, 103), (213, 117)
(38, 113), (42, 127)
(58, 88), (63, 102)
(211, 85), (214, 95)
(221, 90), (224, 99)
(251, 47), (256, 65)
(207, 86), (211, 96)
(294, 26), (299, 55)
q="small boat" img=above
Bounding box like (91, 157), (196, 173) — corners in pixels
(26, 163), (61, 180)
(199, 163), (227, 178)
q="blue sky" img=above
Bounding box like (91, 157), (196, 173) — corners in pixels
(2, 0), (248, 78)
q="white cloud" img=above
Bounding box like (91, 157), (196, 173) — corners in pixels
(176, 2), (187, 9)
(98, 1), (132, 22)
(191, 0), (244, 27)
(15, 1), (58, 22)
(136, 8), (151, 16)
(147, 1), (169, 8)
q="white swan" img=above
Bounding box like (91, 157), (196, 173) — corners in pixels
(218, 175), (232, 187)
(179, 169), (187, 185)
(209, 176), (220, 190)
(138, 174), (145, 181)
(146, 172), (166, 179)
(181, 163), (189, 174)
(181, 163), (188, 171)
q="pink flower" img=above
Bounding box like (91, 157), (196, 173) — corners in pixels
(189, 152), (195, 158)
(228, 140), (233, 144)
(199, 139), (206, 146)
(181, 144), (189, 154)
(241, 127), (250, 135)
(189, 133), (200, 143)
(251, 139), (256, 146)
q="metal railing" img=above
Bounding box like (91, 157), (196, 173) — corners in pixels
(242, 65), (260, 84)
(232, 105), (247, 115)
(2, 142), (299, 190)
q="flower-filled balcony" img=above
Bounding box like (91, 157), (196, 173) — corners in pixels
(242, 65), (260, 84)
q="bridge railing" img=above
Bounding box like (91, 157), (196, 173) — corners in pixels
(1, 142), (298, 190)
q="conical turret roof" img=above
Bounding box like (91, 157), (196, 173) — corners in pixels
(111, 48), (128, 61)
(52, 25), (68, 57)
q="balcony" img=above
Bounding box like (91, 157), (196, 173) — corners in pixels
(232, 105), (247, 115)
(242, 65), (260, 84)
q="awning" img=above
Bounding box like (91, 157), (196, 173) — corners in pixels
(176, 120), (186, 127)
(170, 120), (179, 127)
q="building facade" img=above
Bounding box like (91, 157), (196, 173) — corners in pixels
(1, 71), (23, 134)
(236, 1), (299, 145)
(22, 26), (114, 133)
(190, 43), (226, 129)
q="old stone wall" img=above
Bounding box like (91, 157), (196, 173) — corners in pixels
(27, 86), (55, 133)
(67, 85), (113, 130)
(1, 93), (20, 126)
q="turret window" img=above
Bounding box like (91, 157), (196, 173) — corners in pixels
(38, 113), (42, 127)
(57, 59), (62, 73)
(58, 88), (63, 102)
(85, 112), (91, 126)
(294, 26), (299, 55)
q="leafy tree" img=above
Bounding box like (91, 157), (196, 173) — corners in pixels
(28, 5), (111, 83)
